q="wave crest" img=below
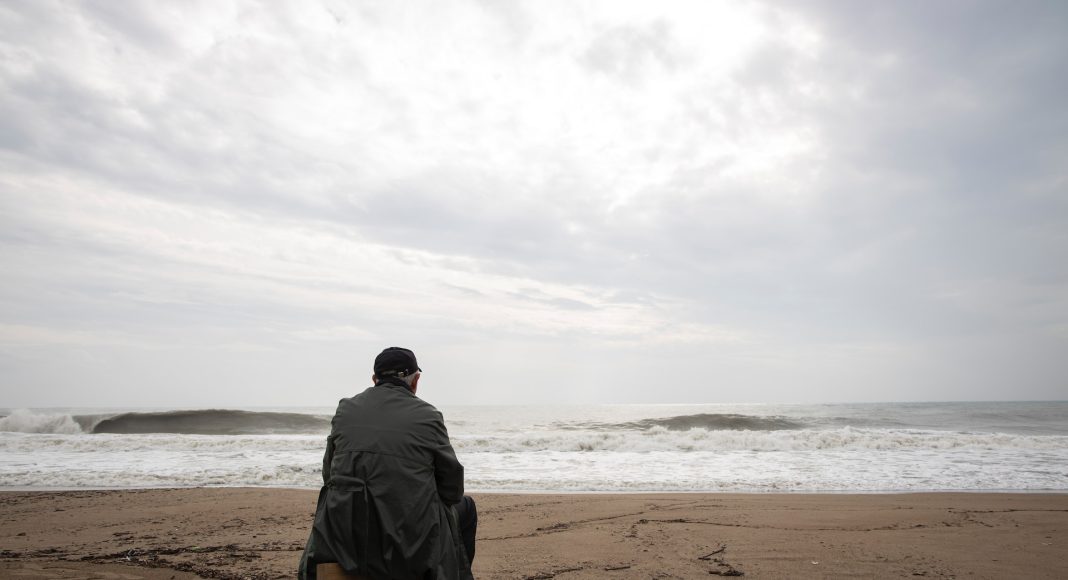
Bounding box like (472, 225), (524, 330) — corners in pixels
(91, 409), (330, 435)
(557, 413), (804, 432)
(454, 426), (1068, 453)
(0, 410), (84, 434)
(1, 409), (331, 435)
(625, 413), (803, 431)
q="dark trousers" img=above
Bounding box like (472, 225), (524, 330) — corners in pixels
(455, 495), (477, 564)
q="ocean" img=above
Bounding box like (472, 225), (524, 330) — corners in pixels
(1, 401), (1066, 492)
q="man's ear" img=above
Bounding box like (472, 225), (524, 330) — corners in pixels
(371, 374), (378, 385)
(410, 373), (420, 394)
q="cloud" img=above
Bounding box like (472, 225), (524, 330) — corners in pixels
(1, 0), (1065, 405)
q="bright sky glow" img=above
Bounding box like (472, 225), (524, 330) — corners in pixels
(1, 0), (1066, 407)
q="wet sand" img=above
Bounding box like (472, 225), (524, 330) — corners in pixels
(1, 488), (1066, 579)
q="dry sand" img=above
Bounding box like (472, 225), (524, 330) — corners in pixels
(1, 488), (1066, 579)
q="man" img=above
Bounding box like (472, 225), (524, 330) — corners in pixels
(299, 347), (476, 580)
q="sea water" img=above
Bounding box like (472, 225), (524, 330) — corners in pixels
(1, 402), (1066, 492)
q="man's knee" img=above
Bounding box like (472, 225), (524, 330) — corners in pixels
(455, 495), (477, 564)
(457, 495), (477, 527)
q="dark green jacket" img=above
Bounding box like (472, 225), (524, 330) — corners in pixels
(299, 380), (472, 579)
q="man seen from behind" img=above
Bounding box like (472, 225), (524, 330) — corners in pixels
(299, 347), (476, 580)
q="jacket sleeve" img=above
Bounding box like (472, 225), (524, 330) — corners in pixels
(322, 400), (345, 484)
(321, 433), (336, 484)
(430, 412), (464, 505)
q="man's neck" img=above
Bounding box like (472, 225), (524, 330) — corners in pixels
(375, 376), (414, 393)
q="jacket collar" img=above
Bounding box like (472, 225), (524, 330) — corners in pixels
(375, 376), (414, 394)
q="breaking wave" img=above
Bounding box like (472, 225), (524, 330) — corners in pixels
(558, 413), (805, 432)
(0, 433), (324, 453)
(453, 426), (1068, 453)
(0, 410), (84, 434)
(3, 402), (1066, 491)
(92, 409), (330, 435)
(551, 413), (806, 433)
(0, 409), (330, 435)
(621, 413), (803, 431)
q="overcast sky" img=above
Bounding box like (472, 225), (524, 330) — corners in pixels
(1, 0), (1066, 407)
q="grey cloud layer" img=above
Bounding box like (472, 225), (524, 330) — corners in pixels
(1, 0), (1065, 405)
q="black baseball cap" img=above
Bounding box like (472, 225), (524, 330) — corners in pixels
(374, 347), (421, 377)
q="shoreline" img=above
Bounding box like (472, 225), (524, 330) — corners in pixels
(3, 484), (1067, 494)
(2, 488), (1066, 578)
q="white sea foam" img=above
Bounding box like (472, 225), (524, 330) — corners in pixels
(1, 440), (1065, 491)
(464, 449), (1068, 492)
(0, 433), (324, 453)
(0, 410), (84, 434)
(452, 426), (1068, 453)
(3, 403), (1067, 492)
(3, 427), (1065, 455)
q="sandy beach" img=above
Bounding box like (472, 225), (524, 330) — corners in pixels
(0, 489), (1064, 579)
